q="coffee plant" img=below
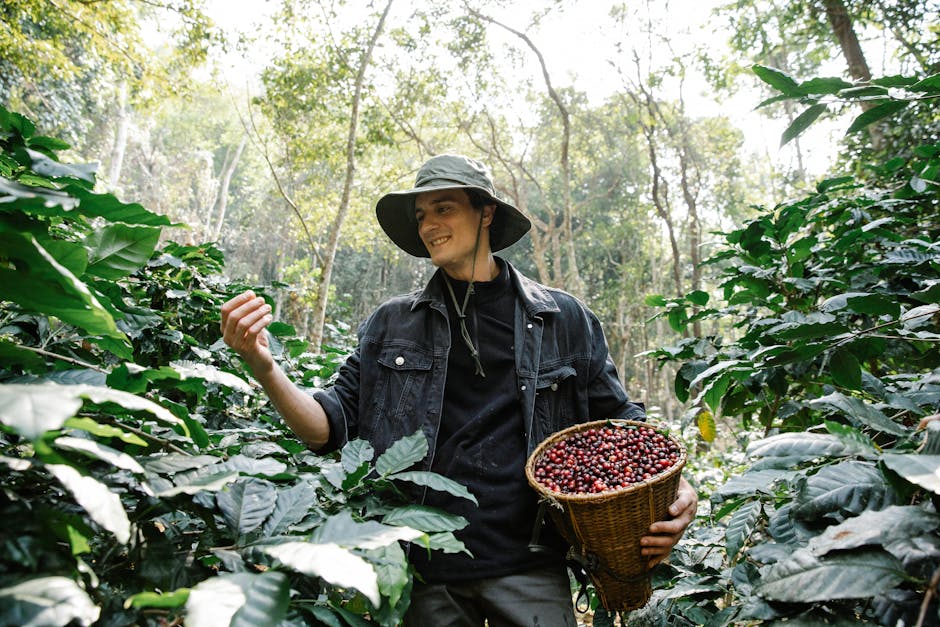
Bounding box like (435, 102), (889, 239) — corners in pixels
(0, 105), (472, 626)
(636, 68), (940, 626)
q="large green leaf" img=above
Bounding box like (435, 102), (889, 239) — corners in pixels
(715, 469), (793, 499)
(156, 471), (239, 497)
(0, 177), (79, 211)
(808, 505), (939, 556)
(311, 511), (424, 550)
(780, 104), (828, 146)
(388, 470), (478, 504)
(828, 348), (862, 390)
(186, 572), (289, 627)
(747, 432), (878, 462)
(882, 454), (940, 494)
(793, 461), (896, 520)
(53, 436), (145, 473)
(83, 224), (161, 279)
(26, 148), (97, 184)
(756, 548), (904, 602)
(261, 481), (319, 536)
(752, 65), (803, 97)
(341, 439), (375, 473)
(47, 464), (131, 544)
(0, 576), (100, 627)
(381, 505), (469, 533)
(264, 542), (380, 606)
(66, 184), (173, 226)
(0, 384), (84, 440)
(367, 543), (410, 611)
(217, 478), (279, 536)
(375, 431), (429, 476)
(725, 500), (762, 562)
(845, 100), (909, 134)
(809, 392), (905, 435)
(0, 230), (127, 343)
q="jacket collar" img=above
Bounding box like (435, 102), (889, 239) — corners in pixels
(413, 257), (560, 317)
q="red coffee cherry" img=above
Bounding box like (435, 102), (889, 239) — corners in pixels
(534, 425), (680, 495)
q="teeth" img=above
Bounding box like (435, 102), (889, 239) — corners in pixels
(429, 237), (449, 246)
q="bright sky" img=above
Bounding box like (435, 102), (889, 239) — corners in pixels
(200, 0), (841, 177)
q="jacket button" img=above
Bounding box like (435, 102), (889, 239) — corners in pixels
(395, 356), (405, 366)
(551, 383), (558, 391)
(520, 385), (527, 391)
(527, 323), (533, 329)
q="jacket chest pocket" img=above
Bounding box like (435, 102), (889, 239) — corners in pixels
(372, 346), (434, 433)
(534, 364), (578, 434)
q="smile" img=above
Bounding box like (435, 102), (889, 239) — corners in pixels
(428, 236), (450, 247)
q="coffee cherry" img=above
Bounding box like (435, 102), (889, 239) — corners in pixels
(533, 425), (680, 495)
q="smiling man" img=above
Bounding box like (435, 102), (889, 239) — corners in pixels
(220, 154), (697, 626)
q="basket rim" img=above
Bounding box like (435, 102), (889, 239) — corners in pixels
(525, 419), (687, 503)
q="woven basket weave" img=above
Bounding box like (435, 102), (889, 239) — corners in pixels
(525, 420), (686, 611)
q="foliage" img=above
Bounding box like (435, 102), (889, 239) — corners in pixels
(641, 69), (940, 624)
(0, 105), (470, 625)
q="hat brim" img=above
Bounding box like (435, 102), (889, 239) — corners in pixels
(376, 183), (531, 258)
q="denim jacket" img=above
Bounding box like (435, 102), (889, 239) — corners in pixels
(313, 260), (645, 468)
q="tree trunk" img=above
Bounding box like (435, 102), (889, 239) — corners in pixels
(309, 0), (394, 353)
(107, 81), (129, 190)
(821, 0), (884, 147)
(209, 135), (247, 242)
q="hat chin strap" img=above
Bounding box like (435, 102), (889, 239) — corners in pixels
(441, 210), (486, 377)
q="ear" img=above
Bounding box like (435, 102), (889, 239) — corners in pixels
(482, 204), (496, 228)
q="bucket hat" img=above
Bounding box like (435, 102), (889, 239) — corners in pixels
(376, 154), (531, 258)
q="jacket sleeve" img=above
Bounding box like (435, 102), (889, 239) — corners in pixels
(311, 323), (367, 454)
(584, 307), (646, 422)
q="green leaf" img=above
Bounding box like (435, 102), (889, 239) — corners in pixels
(793, 461), (896, 520)
(25, 149), (96, 185)
(882, 454), (940, 494)
(0, 384), (84, 439)
(798, 76), (853, 95)
(53, 436), (145, 473)
(262, 481), (319, 536)
(66, 185), (173, 226)
(756, 548), (904, 602)
(780, 104), (828, 146)
(0, 230), (127, 343)
(264, 542), (380, 606)
(341, 439), (375, 473)
(910, 72), (940, 91)
(845, 100), (908, 134)
(829, 349), (862, 390)
(186, 572), (289, 627)
(375, 431), (429, 476)
(143, 453), (221, 475)
(808, 505), (939, 556)
(388, 470), (478, 504)
(125, 588), (191, 609)
(366, 543), (410, 610)
(752, 65), (802, 96)
(725, 500), (761, 561)
(156, 471), (239, 497)
(809, 392), (904, 435)
(644, 294), (667, 307)
(819, 292), (900, 316)
(716, 470), (793, 499)
(382, 505), (469, 532)
(686, 290), (709, 306)
(84, 224), (161, 279)
(311, 511), (424, 550)
(47, 464), (131, 543)
(63, 417), (147, 446)
(217, 478), (278, 535)
(0, 576), (100, 626)
(748, 431), (878, 462)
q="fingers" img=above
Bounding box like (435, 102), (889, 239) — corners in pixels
(220, 290), (272, 353)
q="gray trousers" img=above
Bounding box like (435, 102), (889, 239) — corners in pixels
(403, 565), (578, 627)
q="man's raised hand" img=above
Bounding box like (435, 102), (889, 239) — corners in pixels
(220, 290), (274, 374)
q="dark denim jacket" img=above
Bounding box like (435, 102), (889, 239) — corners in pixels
(314, 260), (645, 467)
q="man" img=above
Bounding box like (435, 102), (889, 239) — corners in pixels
(221, 154), (697, 626)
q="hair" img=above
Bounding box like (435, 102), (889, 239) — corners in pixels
(465, 188), (496, 211)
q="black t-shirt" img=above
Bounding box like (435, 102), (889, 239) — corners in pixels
(411, 259), (563, 582)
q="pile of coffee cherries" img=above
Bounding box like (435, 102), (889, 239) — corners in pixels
(532, 424), (681, 495)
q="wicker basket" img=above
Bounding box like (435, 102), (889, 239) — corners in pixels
(525, 420), (686, 611)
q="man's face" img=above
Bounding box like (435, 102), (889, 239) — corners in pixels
(414, 189), (494, 278)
